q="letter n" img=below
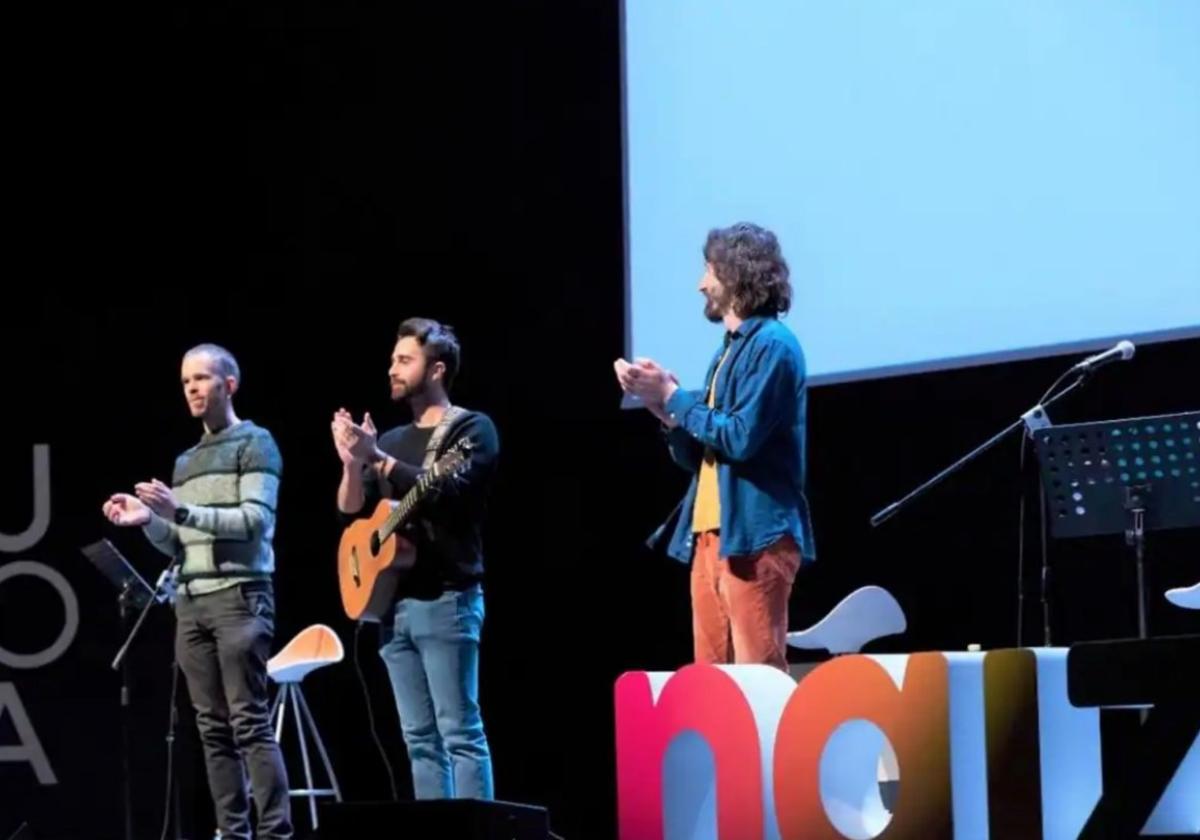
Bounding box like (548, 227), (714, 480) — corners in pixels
(616, 665), (764, 840)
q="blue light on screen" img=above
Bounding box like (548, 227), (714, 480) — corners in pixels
(623, 1), (1200, 388)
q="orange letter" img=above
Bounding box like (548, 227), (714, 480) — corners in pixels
(773, 654), (952, 840)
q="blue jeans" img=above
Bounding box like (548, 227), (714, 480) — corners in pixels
(378, 584), (493, 799)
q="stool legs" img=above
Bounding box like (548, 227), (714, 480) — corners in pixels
(271, 682), (342, 829)
(295, 685), (342, 803)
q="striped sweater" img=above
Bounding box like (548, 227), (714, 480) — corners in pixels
(142, 419), (282, 596)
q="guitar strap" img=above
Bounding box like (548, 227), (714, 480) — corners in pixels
(419, 405), (468, 542)
(422, 405), (468, 469)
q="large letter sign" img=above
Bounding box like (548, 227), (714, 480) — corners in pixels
(1, 444), (72, 785)
(616, 650), (1198, 838)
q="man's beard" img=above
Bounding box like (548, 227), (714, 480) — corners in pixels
(393, 373), (431, 402)
(704, 294), (726, 323)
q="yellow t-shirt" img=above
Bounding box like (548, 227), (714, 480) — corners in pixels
(691, 346), (731, 533)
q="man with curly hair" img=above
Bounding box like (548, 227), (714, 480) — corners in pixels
(617, 222), (815, 671)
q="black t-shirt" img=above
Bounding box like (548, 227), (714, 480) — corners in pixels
(351, 411), (499, 600)
(385, 424), (435, 474)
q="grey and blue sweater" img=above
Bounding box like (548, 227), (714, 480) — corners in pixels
(142, 419), (282, 596)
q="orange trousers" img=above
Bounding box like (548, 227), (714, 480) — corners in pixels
(690, 531), (801, 671)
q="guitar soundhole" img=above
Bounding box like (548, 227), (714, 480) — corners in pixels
(370, 531), (381, 555)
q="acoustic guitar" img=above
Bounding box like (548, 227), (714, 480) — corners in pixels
(338, 438), (473, 621)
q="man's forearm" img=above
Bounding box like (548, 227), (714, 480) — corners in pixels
(338, 463), (366, 513)
(141, 512), (181, 557)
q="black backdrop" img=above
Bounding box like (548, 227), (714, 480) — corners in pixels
(2, 3), (1197, 838)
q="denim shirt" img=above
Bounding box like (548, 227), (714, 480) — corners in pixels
(651, 316), (816, 564)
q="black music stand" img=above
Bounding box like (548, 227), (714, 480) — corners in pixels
(82, 538), (155, 610)
(81, 539), (179, 840)
(1032, 411), (1200, 639)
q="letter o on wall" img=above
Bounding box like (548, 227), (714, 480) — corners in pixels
(0, 562), (79, 669)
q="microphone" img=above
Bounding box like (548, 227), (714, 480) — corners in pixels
(1071, 340), (1135, 372)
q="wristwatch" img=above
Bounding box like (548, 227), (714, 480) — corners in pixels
(174, 505), (190, 525)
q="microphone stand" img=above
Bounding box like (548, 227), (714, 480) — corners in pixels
(870, 374), (1088, 528)
(111, 562), (178, 671)
(111, 561), (179, 840)
(870, 358), (1112, 648)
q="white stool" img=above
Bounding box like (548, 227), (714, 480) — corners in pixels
(267, 624), (344, 829)
(1165, 581), (1200, 610)
(787, 585), (907, 655)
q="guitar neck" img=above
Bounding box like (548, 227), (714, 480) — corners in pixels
(377, 472), (433, 542)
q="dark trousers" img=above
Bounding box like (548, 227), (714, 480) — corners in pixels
(175, 581), (292, 840)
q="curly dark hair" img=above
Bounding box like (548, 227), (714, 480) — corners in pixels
(397, 317), (461, 391)
(703, 222), (792, 318)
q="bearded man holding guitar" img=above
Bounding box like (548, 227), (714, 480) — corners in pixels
(333, 317), (498, 801)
